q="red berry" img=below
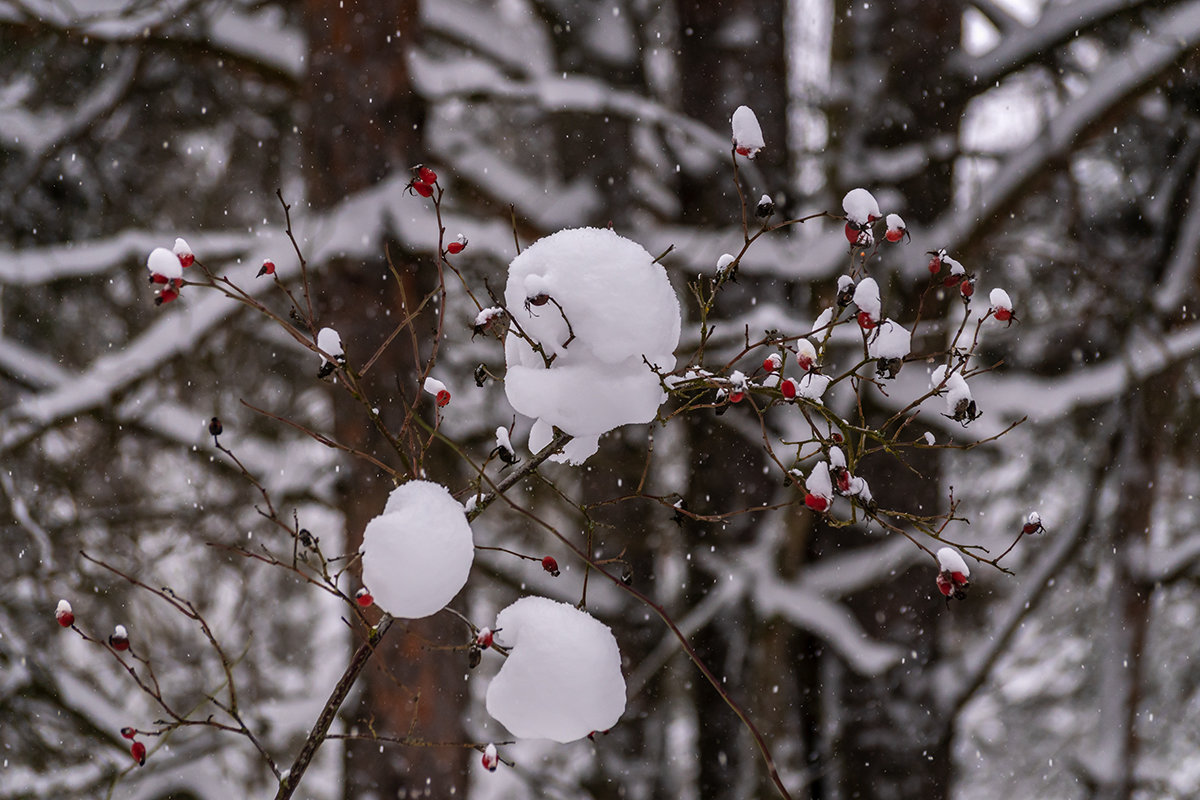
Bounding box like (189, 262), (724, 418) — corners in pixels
(110, 625), (129, 651)
(541, 556), (560, 577)
(763, 353), (781, 372)
(960, 278), (975, 298)
(735, 145), (751, 157)
(844, 222), (860, 244)
(836, 469), (851, 494)
(885, 229), (904, 243)
(257, 259), (276, 277)
(936, 572), (953, 597)
(355, 588), (373, 607)
(121, 727), (137, 739)
(418, 166), (438, 184)
(156, 289), (179, 306)
(928, 255), (942, 274)
(729, 390), (745, 403)
(481, 744), (499, 772)
(411, 180), (433, 198)
(831, 432), (844, 443)
(447, 241), (464, 255)
(476, 627), (494, 649)
(856, 311), (876, 331)
(943, 274), (961, 287)
(994, 307), (1012, 322)
(131, 741), (146, 766)
(780, 378), (797, 399)
(150, 273), (168, 284)
(951, 571), (969, 585)
(55, 600), (74, 628)
(177, 253), (194, 269)
(804, 493), (829, 512)
(436, 389), (451, 407)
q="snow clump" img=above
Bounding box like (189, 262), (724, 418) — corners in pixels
(842, 188), (881, 226)
(147, 247), (183, 281)
(853, 278), (882, 321)
(931, 365), (976, 422)
(361, 481), (474, 619)
(936, 547), (970, 578)
(731, 106), (764, 158)
(485, 596), (626, 743)
(504, 227), (681, 464)
(867, 319), (912, 360)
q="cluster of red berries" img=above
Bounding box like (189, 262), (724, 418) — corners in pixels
(407, 165), (438, 198)
(147, 238), (194, 306)
(843, 214), (907, 247)
(122, 726), (148, 766)
(928, 250), (975, 299)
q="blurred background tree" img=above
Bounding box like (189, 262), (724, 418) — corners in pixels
(4, 1), (1200, 799)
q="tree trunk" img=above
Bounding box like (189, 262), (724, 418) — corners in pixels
(302, 3), (469, 797)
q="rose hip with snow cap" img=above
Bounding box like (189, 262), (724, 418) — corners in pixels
(989, 288), (1015, 324)
(935, 547), (971, 601)
(173, 237), (194, 268)
(447, 234), (468, 255)
(884, 214), (907, 243)
(55, 599), (74, 627)
(423, 376), (451, 408)
(354, 587), (373, 607)
(731, 106), (764, 158)
(110, 625), (130, 651)
(1022, 511), (1044, 535)
(763, 352), (782, 373)
(804, 462), (833, 513)
(257, 259), (276, 277)
(476, 627), (495, 649)
(120, 727), (137, 739)
(481, 743), (499, 772)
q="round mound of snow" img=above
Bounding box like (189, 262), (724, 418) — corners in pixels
(485, 596), (626, 743)
(361, 481), (474, 619)
(503, 227), (681, 464)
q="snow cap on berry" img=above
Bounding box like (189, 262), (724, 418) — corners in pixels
(884, 213), (906, 242)
(805, 462), (833, 503)
(716, 253), (736, 275)
(795, 338), (817, 372)
(147, 247), (183, 281)
(842, 188), (881, 226)
(55, 599), (74, 627)
(853, 277), (882, 322)
(984, 287), (1012, 311)
(482, 742), (499, 772)
(763, 352), (782, 372)
(423, 376), (450, 407)
(476, 627), (495, 649)
(173, 237), (194, 268)
(755, 194), (775, 218)
(317, 327), (343, 362)
(936, 547), (970, 579)
(731, 106), (765, 158)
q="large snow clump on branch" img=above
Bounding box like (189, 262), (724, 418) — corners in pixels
(361, 481), (474, 619)
(485, 596), (626, 743)
(504, 227), (681, 464)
